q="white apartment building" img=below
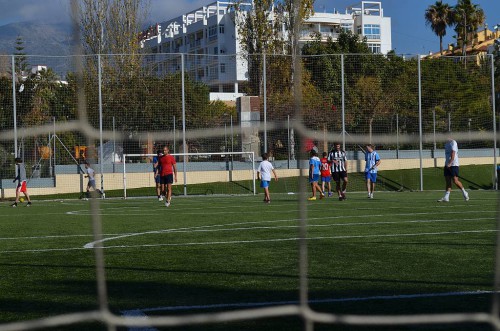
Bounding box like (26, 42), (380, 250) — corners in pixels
(141, 1), (391, 98)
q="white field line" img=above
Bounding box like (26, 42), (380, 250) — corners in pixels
(91, 229), (499, 250)
(121, 310), (157, 331)
(121, 289), (498, 331)
(83, 210), (494, 248)
(0, 228), (496, 254)
(63, 203), (486, 216)
(1, 210), (493, 242)
(124, 289), (497, 314)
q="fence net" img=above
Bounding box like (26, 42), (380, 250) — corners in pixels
(0, 52), (496, 197)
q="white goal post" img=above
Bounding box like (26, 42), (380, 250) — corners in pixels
(122, 152), (256, 199)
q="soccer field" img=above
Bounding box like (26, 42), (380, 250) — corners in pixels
(0, 190), (498, 331)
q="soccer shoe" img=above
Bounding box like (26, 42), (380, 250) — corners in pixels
(158, 197), (162, 201)
(339, 197), (343, 201)
(26, 202), (32, 207)
(437, 197), (449, 202)
(307, 196), (316, 201)
(464, 193), (469, 201)
(328, 192), (333, 197)
(369, 193), (374, 199)
(320, 193), (325, 200)
(11, 202), (17, 207)
(159, 196), (164, 201)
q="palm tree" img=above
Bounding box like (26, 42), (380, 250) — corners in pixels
(425, 1), (454, 55)
(453, 0), (485, 56)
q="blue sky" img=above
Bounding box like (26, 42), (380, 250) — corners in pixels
(0, 0), (498, 55)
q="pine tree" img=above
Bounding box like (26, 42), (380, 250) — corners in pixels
(14, 35), (29, 76)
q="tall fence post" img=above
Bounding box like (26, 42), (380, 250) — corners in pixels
(98, 54), (104, 196)
(112, 116), (116, 173)
(173, 115), (176, 154)
(181, 53), (187, 196)
(11, 55), (18, 158)
(263, 52), (267, 153)
(287, 115), (290, 169)
(491, 54), (498, 190)
(341, 54), (346, 150)
(418, 55), (423, 192)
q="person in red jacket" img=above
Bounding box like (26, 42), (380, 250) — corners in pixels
(158, 145), (177, 207)
(320, 152), (332, 197)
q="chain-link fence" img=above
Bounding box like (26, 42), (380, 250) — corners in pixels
(0, 53), (496, 197)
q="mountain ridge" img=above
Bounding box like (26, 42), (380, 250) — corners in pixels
(0, 21), (75, 56)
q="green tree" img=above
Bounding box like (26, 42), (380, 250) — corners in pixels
(301, 31), (373, 133)
(275, 0), (314, 88)
(14, 35), (29, 76)
(452, 0), (485, 55)
(232, 0), (314, 95)
(78, 0), (147, 79)
(425, 1), (454, 55)
(231, 0), (278, 95)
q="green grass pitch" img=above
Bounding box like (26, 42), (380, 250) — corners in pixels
(0, 188), (498, 331)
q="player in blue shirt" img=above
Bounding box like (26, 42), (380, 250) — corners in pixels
(308, 150), (325, 201)
(153, 150), (163, 201)
(364, 144), (381, 199)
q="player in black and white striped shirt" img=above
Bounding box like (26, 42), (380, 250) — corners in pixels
(327, 142), (348, 200)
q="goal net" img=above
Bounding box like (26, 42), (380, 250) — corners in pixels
(122, 152), (256, 198)
(1, 1), (499, 330)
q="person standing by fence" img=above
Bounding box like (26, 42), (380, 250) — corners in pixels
(11, 157), (32, 207)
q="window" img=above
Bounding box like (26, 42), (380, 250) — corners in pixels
(363, 24), (380, 39)
(209, 64), (218, 79)
(214, 47), (218, 55)
(320, 25), (333, 33)
(208, 25), (217, 41)
(368, 43), (381, 54)
(341, 23), (353, 32)
(357, 25), (362, 35)
(220, 63), (226, 73)
(219, 24), (225, 34)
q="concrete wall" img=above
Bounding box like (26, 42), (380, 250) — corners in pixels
(1, 156), (495, 199)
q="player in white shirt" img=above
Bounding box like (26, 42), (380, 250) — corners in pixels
(84, 162), (103, 199)
(257, 153), (278, 203)
(438, 138), (469, 202)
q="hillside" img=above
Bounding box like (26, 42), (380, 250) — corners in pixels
(0, 21), (76, 78)
(0, 21), (75, 56)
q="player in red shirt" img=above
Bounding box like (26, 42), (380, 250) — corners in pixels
(158, 145), (177, 207)
(320, 152), (332, 197)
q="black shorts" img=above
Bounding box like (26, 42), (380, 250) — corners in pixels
(444, 166), (459, 177)
(160, 174), (174, 185)
(332, 171), (347, 182)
